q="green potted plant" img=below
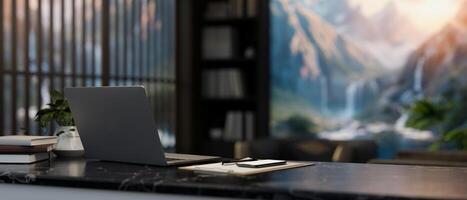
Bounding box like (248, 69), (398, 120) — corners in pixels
(35, 90), (84, 157)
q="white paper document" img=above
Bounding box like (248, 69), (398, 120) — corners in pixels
(179, 160), (313, 176)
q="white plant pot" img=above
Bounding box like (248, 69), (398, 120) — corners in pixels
(53, 126), (85, 157)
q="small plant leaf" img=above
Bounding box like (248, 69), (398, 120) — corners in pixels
(35, 90), (75, 130)
(37, 112), (54, 129)
(50, 90), (64, 105)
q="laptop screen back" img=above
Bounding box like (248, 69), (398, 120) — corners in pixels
(65, 86), (167, 165)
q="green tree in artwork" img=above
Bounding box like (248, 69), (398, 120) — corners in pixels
(285, 114), (317, 136)
(405, 86), (467, 150)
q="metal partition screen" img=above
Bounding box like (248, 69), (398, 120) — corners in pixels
(0, 0), (176, 148)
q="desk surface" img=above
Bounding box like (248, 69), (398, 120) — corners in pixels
(0, 158), (466, 200)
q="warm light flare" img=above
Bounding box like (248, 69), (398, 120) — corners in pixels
(350, 0), (462, 34)
(402, 0), (461, 32)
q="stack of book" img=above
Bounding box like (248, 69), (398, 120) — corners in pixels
(202, 69), (245, 99)
(204, 0), (258, 20)
(224, 111), (254, 141)
(209, 111), (254, 141)
(202, 27), (237, 59)
(0, 136), (57, 164)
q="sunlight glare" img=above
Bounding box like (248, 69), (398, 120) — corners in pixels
(349, 0), (461, 34)
(401, 0), (461, 32)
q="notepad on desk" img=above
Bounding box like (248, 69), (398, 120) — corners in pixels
(0, 136), (57, 146)
(179, 160), (313, 176)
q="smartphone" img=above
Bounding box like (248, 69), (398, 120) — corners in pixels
(236, 159), (287, 168)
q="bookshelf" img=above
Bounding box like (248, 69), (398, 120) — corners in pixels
(190, 0), (270, 157)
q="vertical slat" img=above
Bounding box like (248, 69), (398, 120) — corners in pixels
(49, 0), (55, 90)
(48, 0), (55, 135)
(130, 0), (134, 84)
(161, 0), (167, 131)
(145, 0), (151, 97)
(131, 0), (136, 84)
(152, 0), (160, 128)
(60, 0), (65, 90)
(168, 0), (173, 133)
(154, 0), (163, 128)
(138, 0), (143, 84)
(170, 0), (175, 134)
(151, 0), (157, 108)
(169, 0), (175, 134)
(167, 0), (172, 133)
(11, 0), (18, 134)
(71, 0), (77, 86)
(37, 0), (43, 112)
(24, 0), (31, 134)
(172, 0), (177, 134)
(101, 0), (110, 85)
(162, 0), (166, 131)
(91, 0), (96, 85)
(114, 0), (120, 85)
(0, 0), (4, 135)
(81, 0), (86, 86)
(159, 1), (166, 128)
(165, 0), (170, 132)
(123, 0), (128, 83)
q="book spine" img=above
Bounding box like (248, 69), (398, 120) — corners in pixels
(245, 111), (254, 141)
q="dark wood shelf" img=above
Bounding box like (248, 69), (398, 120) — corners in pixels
(201, 98), (257, 109)
(204, 0), (230, 2)
(203, 17), (257, 27)
(199, 140), (236, 157)
(202, 58), (256, 69)
(187, 0), (269, 157)
(202, 97), (256, 103)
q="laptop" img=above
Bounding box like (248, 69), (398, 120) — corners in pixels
(65, 86), (220, 166)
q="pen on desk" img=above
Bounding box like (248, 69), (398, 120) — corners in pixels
(221, 157), (257, 165)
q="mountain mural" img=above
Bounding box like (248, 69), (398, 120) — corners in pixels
(271, 0), (384, 129)
(271, 0), (465, 156)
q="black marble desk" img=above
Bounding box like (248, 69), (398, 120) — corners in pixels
(0, 158), (466, 200)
